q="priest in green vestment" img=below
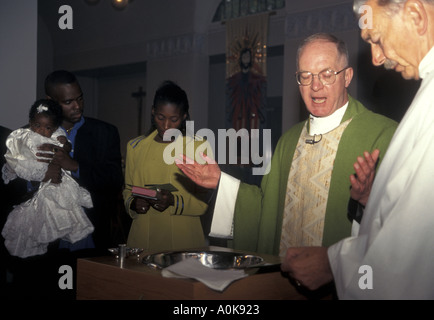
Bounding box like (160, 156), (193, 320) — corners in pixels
(176, 33), (397, 257)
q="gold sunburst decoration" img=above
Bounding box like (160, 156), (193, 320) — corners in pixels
(226, 28), (267, 79)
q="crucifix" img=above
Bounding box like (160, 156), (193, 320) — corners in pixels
(131, 86), (146, 135)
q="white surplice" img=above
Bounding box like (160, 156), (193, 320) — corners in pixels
(328, 47), (434, 299)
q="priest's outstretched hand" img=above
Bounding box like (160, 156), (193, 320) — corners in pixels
(175, 152), (220, 189)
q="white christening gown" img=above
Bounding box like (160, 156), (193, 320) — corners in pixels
(1, 128), (94, 258)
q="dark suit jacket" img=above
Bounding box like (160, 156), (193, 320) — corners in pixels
(73, 117), (124, 250)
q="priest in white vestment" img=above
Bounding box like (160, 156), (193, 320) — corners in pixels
(282, 0), (434, 299)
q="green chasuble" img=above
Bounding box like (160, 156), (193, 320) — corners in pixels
(231, 96), (398, 255)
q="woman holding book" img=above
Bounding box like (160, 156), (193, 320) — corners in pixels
(123, 81), (213, 252)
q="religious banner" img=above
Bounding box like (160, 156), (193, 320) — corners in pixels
(225, 13), (269, 166)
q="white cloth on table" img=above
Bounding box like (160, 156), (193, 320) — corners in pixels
(161, 258), (247, 292)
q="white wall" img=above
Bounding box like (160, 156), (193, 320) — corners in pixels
(0, 1), (38, 130)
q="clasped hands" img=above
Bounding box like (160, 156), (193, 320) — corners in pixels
(133, 189), (174, 214)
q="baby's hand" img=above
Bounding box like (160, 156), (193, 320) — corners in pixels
(57, 136), (72, 153)
(57, 135), (67, 144)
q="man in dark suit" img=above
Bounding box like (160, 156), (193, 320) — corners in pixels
(5, 70), (126, 299)
(3, 71), (125, 299)
(43, 70), (125, 253)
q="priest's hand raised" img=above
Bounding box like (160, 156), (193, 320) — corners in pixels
(350, 149), (380, 207)
(175, 152), (220, 189)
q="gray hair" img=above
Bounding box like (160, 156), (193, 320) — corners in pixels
(296, 33), (349, 69)
(354, 0), (434, 16)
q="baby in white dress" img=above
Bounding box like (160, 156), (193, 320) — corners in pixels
(1, 99), (94, 258)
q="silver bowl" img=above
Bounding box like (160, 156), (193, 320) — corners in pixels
(142, 250), (264, 270)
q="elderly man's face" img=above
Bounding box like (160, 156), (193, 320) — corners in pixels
(360, 0), (420, 80)
(298, 40), (353, 117)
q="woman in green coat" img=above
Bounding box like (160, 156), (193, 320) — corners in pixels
(123, 81), (212, 252)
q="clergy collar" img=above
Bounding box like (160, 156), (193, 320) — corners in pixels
(308, 102), (349, 135)
(419, 46), (434, 80)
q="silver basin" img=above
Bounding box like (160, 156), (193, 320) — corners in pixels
(142, 250), (264, 270)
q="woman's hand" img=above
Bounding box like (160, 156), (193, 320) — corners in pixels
(148, 189), (174, 212)
(133, 197), (151, 214)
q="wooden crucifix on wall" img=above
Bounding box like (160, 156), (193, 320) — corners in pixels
(131, 86), (146, 136)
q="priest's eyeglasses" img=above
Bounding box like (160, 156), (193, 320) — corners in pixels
(295, 67), (349, 86)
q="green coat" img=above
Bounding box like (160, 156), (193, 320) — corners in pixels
(123, 130), (211, 252)
(231, 96), (398, 255)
